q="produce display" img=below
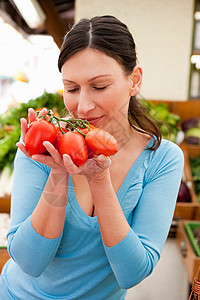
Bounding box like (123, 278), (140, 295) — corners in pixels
(0, 97), (185, 172)
(0, 92), (65, 196)
(194, 226), (200, 249)
(25, 110), (118, 166)
(182, 117), (200, 145)
(177, 180), (191, 203)
(140, 100), (181, 143)
(190, 156), (200, 202)
(0, 92), (65, 170)
(0, 95), (199, 201)
(185, 222), (200, 256)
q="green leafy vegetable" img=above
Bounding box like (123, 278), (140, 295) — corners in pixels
(190, 156), (200, 202)
(0, 92), (65, 170)
(140, 100), (181, 142)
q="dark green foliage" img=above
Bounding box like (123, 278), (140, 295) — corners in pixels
(190, 156), (200, 202)
(140, 100), (181, 142)
(0, 92), (65, 169)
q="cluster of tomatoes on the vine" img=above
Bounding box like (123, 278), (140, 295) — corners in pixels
(25, 110), (118, 167)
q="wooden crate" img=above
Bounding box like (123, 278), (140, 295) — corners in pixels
(150, 100), (200, 220)
(150, 99), (200, 121)
(173, 145), (197, 220)
(0, 196), (10, 214)
(176, 221), (200, 284)
(174, 203), (196, 221)
(183, 144), (200, 220)
(0, 248), (10, 273)
(166, 100), (200, 122)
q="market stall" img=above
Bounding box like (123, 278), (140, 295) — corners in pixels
(0, 97), (200, 279)
(0, 2), (200, 299)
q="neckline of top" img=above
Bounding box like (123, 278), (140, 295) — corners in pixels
(67, 137), (154, 227)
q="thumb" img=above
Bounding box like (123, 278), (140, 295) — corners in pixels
(98, 155), (111, 168)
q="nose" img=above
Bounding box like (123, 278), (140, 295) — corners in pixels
(77, 90), (96, 116)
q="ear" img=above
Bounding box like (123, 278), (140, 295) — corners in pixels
(129, 65), (143, 96)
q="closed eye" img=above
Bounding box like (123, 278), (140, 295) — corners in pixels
(67, 88), (79, 93)
(93, 86), (107, 90)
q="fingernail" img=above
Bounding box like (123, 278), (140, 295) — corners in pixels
(63, 154), (71, 160)
(99, 155), (106, 162)
(20, 118), (24, 127)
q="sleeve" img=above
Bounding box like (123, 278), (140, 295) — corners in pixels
(104, 142), (184, 289)
(7, 147), (63, 277)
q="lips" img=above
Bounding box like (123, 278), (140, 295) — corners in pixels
(86, 116), (104, 125)
(78, 116), (104, 125)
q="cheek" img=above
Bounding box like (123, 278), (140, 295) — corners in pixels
(103, 88), (130, 113)
(100, 90), (117, 110)
(63, 94), (77, 114)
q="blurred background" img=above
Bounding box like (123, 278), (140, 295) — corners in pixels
(0, 1), (200, 300)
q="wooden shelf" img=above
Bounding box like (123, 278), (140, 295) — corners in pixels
(184, 144), (200, 158)
(149, 100), (200, 221)
(176, 221), (200, 284)
(183, 144), (200, 220)
(178, 144), (200, 221)
(0, 196), (10, 214)
(174, 145), (197, 220)
(150, 99), (200, 121)
(0, 248), (10, 273)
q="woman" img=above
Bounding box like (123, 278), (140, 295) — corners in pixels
(0, 15), (184, 299)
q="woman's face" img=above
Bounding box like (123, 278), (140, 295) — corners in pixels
(61, 48), (138, 132)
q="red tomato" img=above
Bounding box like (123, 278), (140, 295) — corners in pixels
(53, 126), (68, 150)
(58, 131), (88, 166)
(77, 124), (96, 135)
(85, 129), (118, 156)
(25, 119), (57, 155)
(83, 143), (94, 159)
(75, 125), (96, 158)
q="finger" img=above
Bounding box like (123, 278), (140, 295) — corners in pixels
(20, 118), (28, 143)
(38, 107), (48, 118)
(63, 154), (80, 174)
(28, 108), (36, 124)
(32, 154), (56, 167)
(97, 155), (111, 169)
(43, 141), (63, 165)
(16, 142), (31, 158)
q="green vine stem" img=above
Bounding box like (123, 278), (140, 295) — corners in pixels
(37, 110), (91, 137)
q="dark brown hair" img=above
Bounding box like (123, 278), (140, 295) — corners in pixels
(58, 15), (161, 150)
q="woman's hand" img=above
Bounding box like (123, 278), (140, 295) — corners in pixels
(16, 108), (111, 178)
(62, 153), (111, 181)
(16, 108), (69, 174)
(17, 107), (47, 158)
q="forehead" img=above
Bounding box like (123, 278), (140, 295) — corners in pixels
(61, 48), (125, 78)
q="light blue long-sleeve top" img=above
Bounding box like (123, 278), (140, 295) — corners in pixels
(0, 138), (184, 299)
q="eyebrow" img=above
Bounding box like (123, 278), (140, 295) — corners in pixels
(62, 74), (113, 83)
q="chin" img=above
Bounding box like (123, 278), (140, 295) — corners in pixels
(99, 118), (115, 132)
